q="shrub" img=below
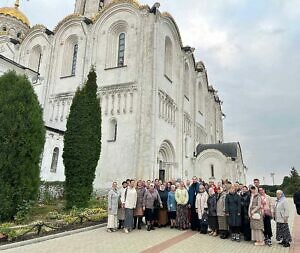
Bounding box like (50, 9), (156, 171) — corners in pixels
(0, 71), (45, 222)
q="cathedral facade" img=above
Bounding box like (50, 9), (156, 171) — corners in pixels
(0, 0), (247, 188)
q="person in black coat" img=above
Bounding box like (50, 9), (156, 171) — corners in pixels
(225, 185), (242, 242)
(207, 188), (218, 236)
(240, 186), (251, 241)
(188, 176), (200, 231)
(294, 188), (300, 215)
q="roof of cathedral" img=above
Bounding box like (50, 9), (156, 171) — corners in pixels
(196, 142), (240, 159)
(0, 6), (30, 27)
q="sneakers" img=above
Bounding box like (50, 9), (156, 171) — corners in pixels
(235, 234), (240, 242)
(124, 228), (129, 234)
(266, 239), (272, 246)
(106, 228), (112, 233)
(231, 233), (236, 241)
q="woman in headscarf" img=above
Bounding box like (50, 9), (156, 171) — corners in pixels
(158, 184), (169, 227)
(107, 182), (119, 232)
(249, 186), (264, 246)
(175, 181), (189, 230)
(259, 187), (274, 246)
(274, 190), (292, 248)
(196, 185), (209, 234)
(167, 184), (177, 228)
(225, 185), (241, 242)
(133, 180), (146, 229)
(207, 187), (218, 236)
(117, 181), (127, 229)
(143, 183), (162, 231)
(217, 187), (229, 239)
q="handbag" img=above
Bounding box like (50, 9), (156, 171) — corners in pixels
(252, 212), (261, 220)
(154, 197), (161, 209)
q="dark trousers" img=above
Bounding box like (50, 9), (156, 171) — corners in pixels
(230, 226), (240, 234)
(263, 215), (273, 239)
(241, 217), (251, 240)
(199, 219), (208, 233)
(133, 216), (143, 228)
(190, 206), (198, 230)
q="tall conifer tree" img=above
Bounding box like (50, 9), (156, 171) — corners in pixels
(0, 71), (45, 221)
(63, 68), (102, 209)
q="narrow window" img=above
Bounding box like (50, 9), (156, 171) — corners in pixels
(37, 52), (42, 72)
(164, 37), (173, 80)
(108, 119), (117, 142)
(211, 164), (215, 178)
(50, 147), (59, 173)
(117, 33), (125, 67)
(184, 63), (190, 99)
(29, 45), (42, 72)
(71, 44), (78, 76)
(185, 137), (188, 158)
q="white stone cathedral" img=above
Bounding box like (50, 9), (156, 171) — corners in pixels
(0, 0), (247, 188)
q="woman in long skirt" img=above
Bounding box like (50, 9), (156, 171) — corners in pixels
(275, 190), (292, 248)
(158, 184), (169, 227)
(175, 182), (189, 230)
(107, 182), (119, 232)
(225, 185), (241, 242)
(217, 187), (229, 239)
(117, 181), (127, 229)
(249, 186), (264, 246)
(133, 180), (146, 229)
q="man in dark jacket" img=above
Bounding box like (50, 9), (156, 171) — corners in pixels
(188, 176), (200, 230)
(294, 188), (300, 215)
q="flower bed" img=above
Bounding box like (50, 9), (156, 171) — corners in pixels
(0, 198), (108, 245)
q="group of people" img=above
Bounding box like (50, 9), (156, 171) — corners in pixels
(106, 177), (293, 248)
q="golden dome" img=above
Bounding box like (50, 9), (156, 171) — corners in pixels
(0, 6), (30, 27)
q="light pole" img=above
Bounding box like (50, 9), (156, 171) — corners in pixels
(270, 172), (275, 186)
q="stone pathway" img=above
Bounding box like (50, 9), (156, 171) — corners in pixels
(2, 199), (298, 253)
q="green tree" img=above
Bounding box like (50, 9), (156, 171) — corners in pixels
(281, 167), (300, 195)
(0, 71), (45, 221)
(63, 68), (102, 209)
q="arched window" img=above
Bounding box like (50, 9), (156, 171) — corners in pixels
(108, 119), (117, 142)
(71, 43), (78, 76)
(106, 21), (128, 68)
(210, 164), (215, 178)
(184, 63), (190, 99)
(50, 147), (59, 173)
(61, 35), (79, 77)
(164, 36), (173, 80)
(118, 33), (125, 67)
(28, 45), (42, 72)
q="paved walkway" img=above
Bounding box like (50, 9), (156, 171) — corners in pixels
(2, 199), (299, 253)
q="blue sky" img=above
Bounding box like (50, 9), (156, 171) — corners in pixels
(5, 0), (300, 184)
